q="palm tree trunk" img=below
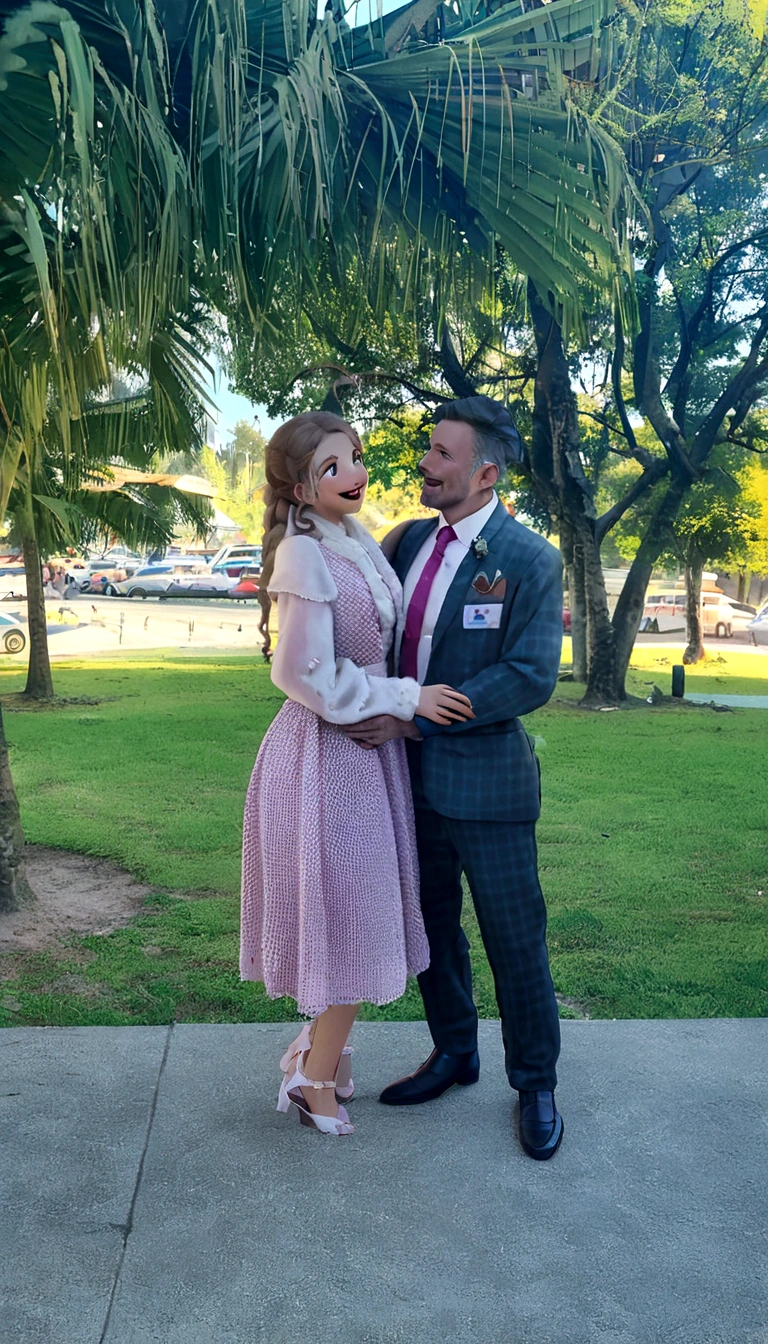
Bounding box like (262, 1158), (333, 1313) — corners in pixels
(0, 703), (31, 912)
(17, 490), (54, 701)
(683, 558), (705, 664)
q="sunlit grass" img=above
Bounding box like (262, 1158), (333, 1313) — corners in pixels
(559, 636), (768, 699)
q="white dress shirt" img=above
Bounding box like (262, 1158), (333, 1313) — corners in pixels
(402, 492), (499, 684)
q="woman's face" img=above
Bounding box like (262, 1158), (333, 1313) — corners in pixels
(296, 430), (368, 522)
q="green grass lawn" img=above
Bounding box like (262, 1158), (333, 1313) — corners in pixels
(561, 638), (768, 699)
(1, 648), (766, 1027)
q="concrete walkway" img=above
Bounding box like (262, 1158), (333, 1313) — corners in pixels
(686, 692), (768, 708)
(2, 1019), (767, 1344)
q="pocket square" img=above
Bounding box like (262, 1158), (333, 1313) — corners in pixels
(472, 570), (506, 600)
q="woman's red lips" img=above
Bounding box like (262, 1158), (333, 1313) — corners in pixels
(340, 486), (363, 500)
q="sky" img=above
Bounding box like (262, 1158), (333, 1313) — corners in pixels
(203, 360), (281, 449)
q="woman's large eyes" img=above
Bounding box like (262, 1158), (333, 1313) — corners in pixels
(353, 451), (364, 464)
(323, 462), (338, 478)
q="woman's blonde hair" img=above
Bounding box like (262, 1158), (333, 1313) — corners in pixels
(258, 411), (363, 658)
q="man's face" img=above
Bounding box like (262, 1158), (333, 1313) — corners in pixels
(418, 418), (483, 512)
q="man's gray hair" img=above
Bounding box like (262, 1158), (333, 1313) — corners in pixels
(433, 395), (524, 481)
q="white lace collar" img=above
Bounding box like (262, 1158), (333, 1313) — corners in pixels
(285, 507), (403, 646)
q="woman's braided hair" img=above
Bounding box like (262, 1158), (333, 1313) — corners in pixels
(258, 411), (363, 659)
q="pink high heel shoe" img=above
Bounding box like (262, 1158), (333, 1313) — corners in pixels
(280, 1026), (354, 1103)
(276, 1050), (354, 1136)
(335, 1047), (354, 1102)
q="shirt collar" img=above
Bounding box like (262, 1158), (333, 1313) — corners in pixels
(439, 492), (499, 549)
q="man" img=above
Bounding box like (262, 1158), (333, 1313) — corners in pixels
(342, 395), (564, 1160)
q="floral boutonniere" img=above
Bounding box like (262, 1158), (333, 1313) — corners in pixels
(472, 536), (489, 559)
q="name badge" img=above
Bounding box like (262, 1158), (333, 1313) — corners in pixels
(463, 604), (502, 630)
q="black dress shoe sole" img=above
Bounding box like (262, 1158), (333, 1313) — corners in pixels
(519, 1114), (564, 1161)
(379, 1072), (480, 1106)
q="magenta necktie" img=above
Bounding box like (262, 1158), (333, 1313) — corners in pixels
(400, 525), (458, 679)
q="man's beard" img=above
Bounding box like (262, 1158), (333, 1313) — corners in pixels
(419, 474), (474, 511)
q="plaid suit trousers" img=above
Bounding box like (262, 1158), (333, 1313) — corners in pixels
(411, 761), (560, 1092)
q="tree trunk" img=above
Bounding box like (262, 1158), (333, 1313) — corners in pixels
(682, 558), (706, 664)
(0, 703), (31, 912)
(527, 283), (617, 702)
(560, 522), (587, 681)
(611, 475), (690, 694)
(581, 523), (622, 704)
(17, 491), (54, 701)
(572, 541), (588, 682)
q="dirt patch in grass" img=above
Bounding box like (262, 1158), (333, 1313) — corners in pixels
(1, 694), (109, 712)
(555, 993), (590, 1020)
(0, 846), (153, 958)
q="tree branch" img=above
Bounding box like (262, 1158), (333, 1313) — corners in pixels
(692, 305), (768, 464)
(595, 458), (669, 547)
(725, 434), (767, 454)
(664, 228), (768, 411)
(612, 309), (645, 461)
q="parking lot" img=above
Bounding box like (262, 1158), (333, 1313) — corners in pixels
(0, 593), (270, 660)
(0, 591), (765, 663)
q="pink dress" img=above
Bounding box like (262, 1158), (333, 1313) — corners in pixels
(240, 525), (430, 1018)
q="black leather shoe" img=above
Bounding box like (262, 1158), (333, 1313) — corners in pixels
(379, 1048), (480, 1105)
(517, 1090), (564, 1160)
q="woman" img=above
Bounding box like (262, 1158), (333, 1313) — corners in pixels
(240, 411), (473, 1136)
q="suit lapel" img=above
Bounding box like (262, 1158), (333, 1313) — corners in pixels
(429, 501), (509, 659)
(392, 518), (437, 584)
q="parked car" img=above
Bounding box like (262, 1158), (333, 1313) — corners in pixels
(0, 611), (27, 654)
(162, 570), (239, 598)
(700, 594), (756, 638)
(0, 566), (26, 599)
(78, 559), (131, 593)
(229, 567), (261, 598)
(562, 607), (572, 633)
(112, 558), (209, 597)
(747, 603), (768, 647)
(722, 598), (757, 632)
(210, 543), (263, 580)
(96, 546), (143, 573)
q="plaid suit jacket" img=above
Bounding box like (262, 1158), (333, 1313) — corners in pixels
(392, 501), (562, 822)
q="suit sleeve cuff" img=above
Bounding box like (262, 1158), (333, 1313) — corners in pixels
(414, 715), (443, 738)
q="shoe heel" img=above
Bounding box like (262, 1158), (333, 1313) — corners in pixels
(458, 1062), (480, 1087)
(335, 1047), (354, 1102)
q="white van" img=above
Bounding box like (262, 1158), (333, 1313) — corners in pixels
(640, 583), (753, 634)
(642, 589), (754, 638)
(641, 591), (687, 632)
(700, 594), (737, 638)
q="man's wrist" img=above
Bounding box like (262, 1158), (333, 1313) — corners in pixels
(403, 718), (423, 740)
